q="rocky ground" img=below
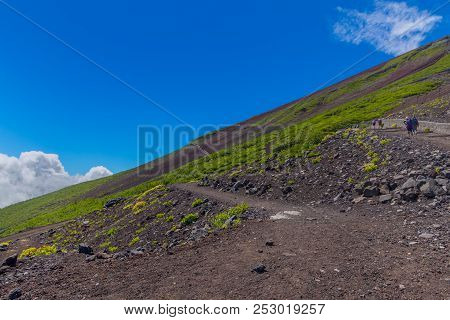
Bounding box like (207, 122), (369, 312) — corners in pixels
(1, 127), (449, 300)
(202, 127), (450, 212)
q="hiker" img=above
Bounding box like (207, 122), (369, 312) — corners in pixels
(412, 115), (419, 135)
(404, 117), (413, 136)
(378, 119), (384, 129)
(372, 119), (377, 130)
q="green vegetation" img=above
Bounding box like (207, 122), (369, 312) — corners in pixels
(99, 241), (111, 249)
(0, 40), (448, 238)
(210, 203), (249, 229)
(132, 201), (147, 213)
(162, 200), (174, 207)
(0, 240), (11, 247)
(19, 245), (57, 259)
(311, 156), (322, 164)
(135, 226), (146, 235)
(165, 215), (174, 223)
(108, 246), (119, 253)
(156, 213), (165, 219)
(106, 227), (118, 237)
(181, 213), (199, 226)
(363, 162), (378, 173)
(128, 236), (140, 246)
(191, 198), (204, 208)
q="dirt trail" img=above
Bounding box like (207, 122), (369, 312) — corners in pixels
(174, 183), (328, 220)
(378, 127), (450, 151)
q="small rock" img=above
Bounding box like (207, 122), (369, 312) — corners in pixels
(0, 266), (9, 274)
(130, 250), (144, 256)
(399, 284), (406, 290)
(252, 264), (267, 274)
(282, 186), (293, 194)
(418, 233), (434, 239)
(265, 240), (274, 247)
(8, 288), (22, 300)
(379, 194), (393, 204)
(86, 255), (96, 262)
(96, 252), (112, 260)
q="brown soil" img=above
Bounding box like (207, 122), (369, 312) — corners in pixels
(1, 182), (448, 300)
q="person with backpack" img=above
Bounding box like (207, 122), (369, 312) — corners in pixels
(372, 119), (377, 130)
(378, 119), (384, 129)
(404, 117), (413, 136)
(412, 115), (419, 135)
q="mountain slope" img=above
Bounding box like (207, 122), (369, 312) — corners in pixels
(0, 36), (449, 237)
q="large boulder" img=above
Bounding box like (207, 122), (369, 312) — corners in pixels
(363, 186), (380, 198)
(420, 180), (440, 198)
(104, 198), (125, 209)
(401, 189), (418, 202)
(401, 178), (417, 190)
(78, 244), (94, 255)
(2, 254), (18, 267)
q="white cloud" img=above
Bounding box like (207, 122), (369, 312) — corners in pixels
(333, 1), (442, 55)
(0, 151), (113, 208)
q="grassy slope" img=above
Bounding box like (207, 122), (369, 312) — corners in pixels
(1, 38), (448, 237)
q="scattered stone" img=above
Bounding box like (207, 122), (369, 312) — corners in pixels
(265, 240), (274, 247)
(363, 186), (380, 198)
(282, 186), (293, 194)
(399, 284), (406, 290)
(418, 233), (434, 239)
(130, 250), (144, 257)
(86, 255), (96, 262)
(379, 194), (393, 204)
(96, 252), (112, 260)
(0, 266), (9, 274)
(252, 264), (267, 274)
(78, 244), (94, 255)
(8, 288), (22, 300)
(352, 196), (365, 204)
(247, 187), (258, 195)
(282, 252), (297, 257)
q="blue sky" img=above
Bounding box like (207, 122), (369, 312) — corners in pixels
(0, 0), (448, 175)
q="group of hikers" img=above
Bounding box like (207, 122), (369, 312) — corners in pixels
(371, 116), (420, 136)
(404, 115), (420, 136)
(371, 119), (384, 129)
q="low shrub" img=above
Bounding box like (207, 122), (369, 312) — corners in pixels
(19, 245), (57, 259)
(181, 213), (199, 225)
